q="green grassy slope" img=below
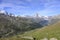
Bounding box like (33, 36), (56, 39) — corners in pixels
(0, 37), (31, 40)
(22, 21), (60, 40)
(0, 21), (60, 40)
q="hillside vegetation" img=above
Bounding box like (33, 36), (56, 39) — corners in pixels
(0, 11), (60, 40)
(0, 21), (60, 40)
(0, 13), (43, 38)
(22, 21), (60, 40)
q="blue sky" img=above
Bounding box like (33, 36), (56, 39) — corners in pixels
(0, 0), (60, 16)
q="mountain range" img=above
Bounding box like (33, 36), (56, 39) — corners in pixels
(0, 10), (60, 38)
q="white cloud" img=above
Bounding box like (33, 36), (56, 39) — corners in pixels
(0, 2), (29, 9)
(0, 10), (6, 13)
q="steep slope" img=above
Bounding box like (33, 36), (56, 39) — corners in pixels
(0, 13), (43, 38)
(22, 21), (60, 40)
(1, 21), (60, 40)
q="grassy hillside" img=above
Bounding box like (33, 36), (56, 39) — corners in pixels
(0, 13), (60, 40)
(1, 21), (60, 40)
(22, 21), (60, 40)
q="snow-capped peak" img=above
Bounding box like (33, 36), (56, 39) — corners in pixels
(0, 10), (6, 14)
